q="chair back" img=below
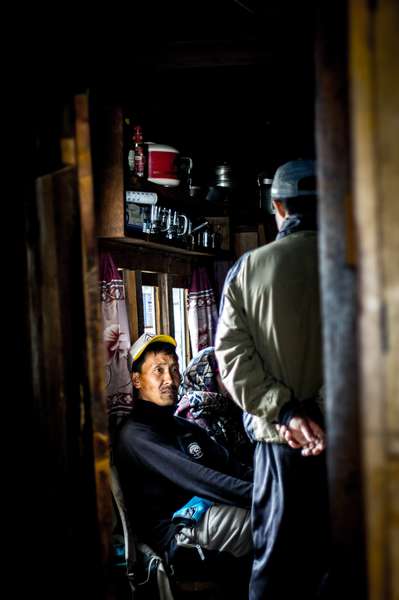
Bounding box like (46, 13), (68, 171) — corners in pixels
(109, 464), (175, 599)
(110, 464), (137, 591)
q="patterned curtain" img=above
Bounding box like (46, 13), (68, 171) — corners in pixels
(100, 253), (134, 433)
(187, 266), (218, 354)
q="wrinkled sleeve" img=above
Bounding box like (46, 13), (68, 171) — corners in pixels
(215, 265), (292, 424)
(119, 424), (252, 509)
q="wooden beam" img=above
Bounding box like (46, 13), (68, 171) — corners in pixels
(157, 273), (174, 338)
(92, 99), (124, 237)
(31, 164), (114, 598)
(315, 1), (367, 596)
(124, 270), (144, 341)
(75, 93), (113, 574)
(155, 286), (162, 335)
(184, 289), (192, 364)
(60, 102), (77, 166)
(350, 1), (399, 598)
(99, 236), (213, 277)
(142, 271), (190, 289)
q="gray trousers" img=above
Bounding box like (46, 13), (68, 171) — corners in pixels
(250, 442), (330, 600)
(174, 503), (252, 558)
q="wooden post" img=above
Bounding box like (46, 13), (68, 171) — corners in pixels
(27, 160), (114, 599)
(315, 1), (367, 596)
(125, 270), (144, 340)
(350, 1), (399, 598)
(157, 273), (175, 338)
(74, 94), (113, 589)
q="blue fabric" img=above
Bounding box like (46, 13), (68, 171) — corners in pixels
(172, 496), (214, 526)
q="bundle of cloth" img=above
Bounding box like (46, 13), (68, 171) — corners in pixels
(176, 346), (253, 466)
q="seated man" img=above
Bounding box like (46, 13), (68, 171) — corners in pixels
(114, 333), (253, 585)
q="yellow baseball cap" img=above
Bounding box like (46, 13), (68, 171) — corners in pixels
(128, 332), (177, 371)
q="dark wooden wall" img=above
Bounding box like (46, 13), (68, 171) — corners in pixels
(11, 93), (114, 600)
(315, 1), (367, 596)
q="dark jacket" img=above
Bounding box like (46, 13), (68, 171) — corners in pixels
(115, 401), (253, 553)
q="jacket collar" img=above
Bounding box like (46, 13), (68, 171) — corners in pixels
(276, 213), (318, 240)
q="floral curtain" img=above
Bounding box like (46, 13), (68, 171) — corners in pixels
(100, 253), (134, 433)
(187, 266), (218, 354)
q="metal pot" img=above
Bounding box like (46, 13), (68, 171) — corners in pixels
(215, 163), (232, 187)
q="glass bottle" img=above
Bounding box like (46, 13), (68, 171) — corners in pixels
(133, 125), (145, 178)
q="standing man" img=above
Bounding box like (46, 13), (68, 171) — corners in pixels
(215, 159), (330, 599)
(114, 332), (253, 591)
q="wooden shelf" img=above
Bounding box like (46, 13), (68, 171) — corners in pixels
(98, 236), (219, 276)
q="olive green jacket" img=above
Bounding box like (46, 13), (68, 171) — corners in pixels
(215, 231), (324, 443)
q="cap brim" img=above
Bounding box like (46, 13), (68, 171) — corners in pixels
(131, 334), (177, 363)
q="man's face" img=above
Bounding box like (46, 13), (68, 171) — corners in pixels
(132, 350), (181, 407)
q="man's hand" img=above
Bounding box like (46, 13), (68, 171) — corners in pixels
(276, 417), (325, 456)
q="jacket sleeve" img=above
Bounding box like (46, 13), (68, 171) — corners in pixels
(215, 263), (292, 424)
(119, 425), (252, 509)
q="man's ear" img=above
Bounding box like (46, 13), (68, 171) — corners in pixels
(132, 372), (141, 389)
(273, 200), (286, 218)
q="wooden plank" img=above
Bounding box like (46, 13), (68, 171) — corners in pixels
(124, 270), (144, 341)
(124, 270), (138, 340)
(167, 276), (175, 339)
(136, 270), (145, 337)
(34, 169), (72, 496)
(31, 165), (114, 598)
(184, 288), (192, 364)
(155, 285), (162, 334)
(157, 273), (174, 337)
(234, 230), (258, 257)
(142, 271), (190, 289)
(350, 1), (399, 599)
(74, 94), (113, 573)
(99, 236), (215, 257)
(92, 100), (124, 237)
(375, 2), (399, 442)
(99, 237), (214, 277)
(60, 102), (77, 166)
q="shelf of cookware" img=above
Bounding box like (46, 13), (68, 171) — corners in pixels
(125, 177), (231, 252)
(126, 178), (229, 217)
(98, 235), (232, 278)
